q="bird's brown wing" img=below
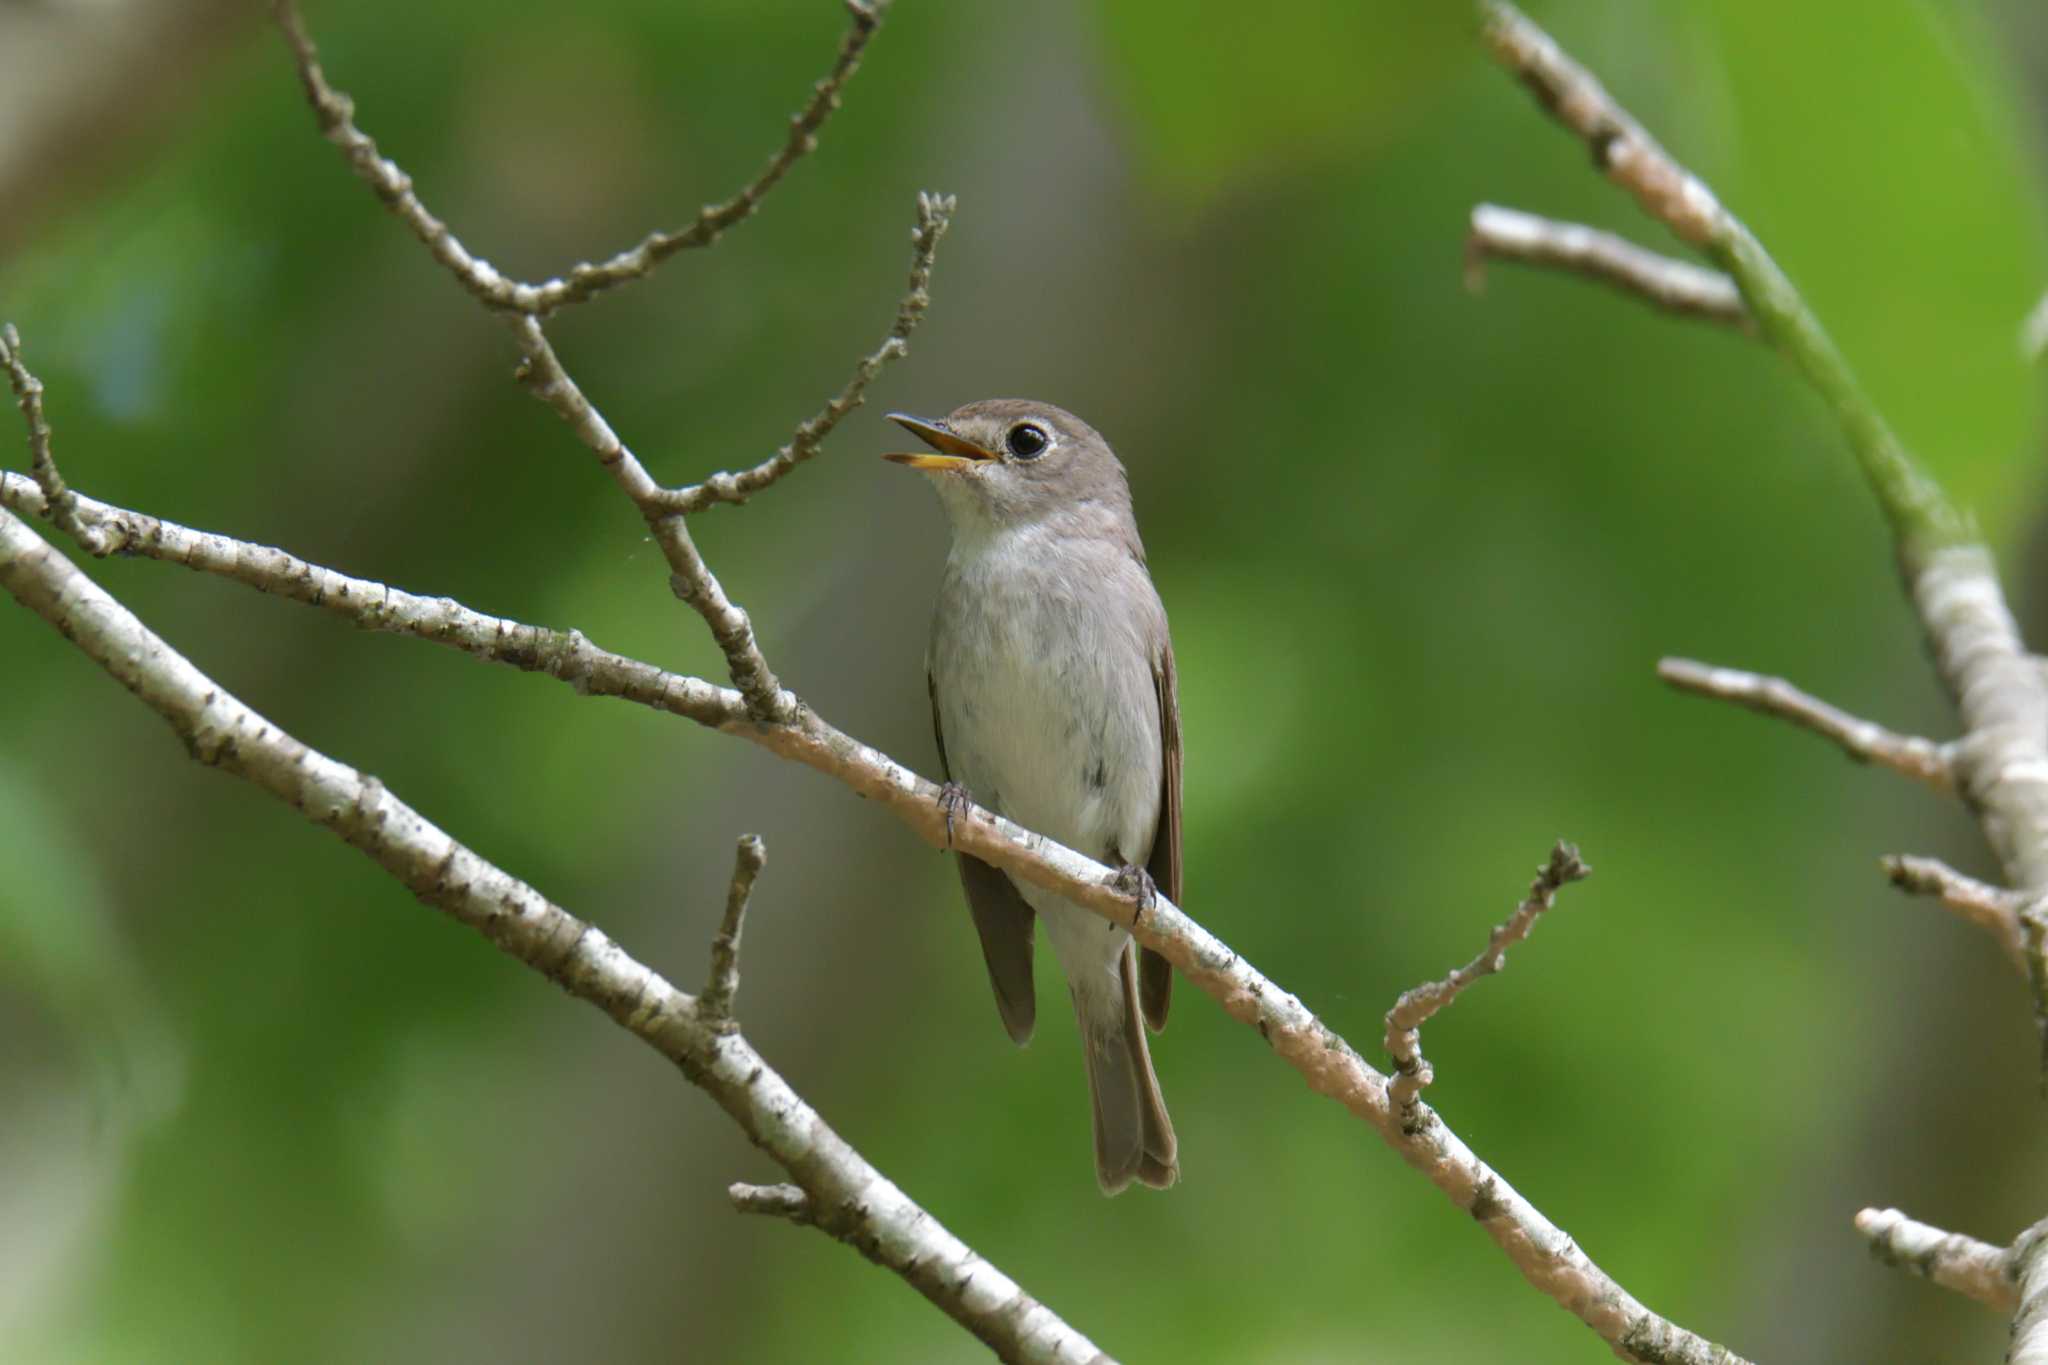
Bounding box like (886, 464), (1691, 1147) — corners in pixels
(931, 670), (1037, 1044)
(1139, 640), (1181, 1032)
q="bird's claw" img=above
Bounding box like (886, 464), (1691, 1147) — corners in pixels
(1111, 862), (1157, 929)
(937, 781), (973, 848)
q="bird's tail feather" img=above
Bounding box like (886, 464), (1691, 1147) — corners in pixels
(1079, 942), (1178, 1195)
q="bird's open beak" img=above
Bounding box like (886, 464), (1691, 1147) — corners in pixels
(882, 413), (997, 471)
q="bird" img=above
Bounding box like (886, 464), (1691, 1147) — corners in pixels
(884, 399), (1181, 1194)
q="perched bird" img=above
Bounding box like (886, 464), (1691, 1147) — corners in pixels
(884, 400), (1182, 1193)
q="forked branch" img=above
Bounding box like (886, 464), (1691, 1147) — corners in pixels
(271, 0), (888, 313)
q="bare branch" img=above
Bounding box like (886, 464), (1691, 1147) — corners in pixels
(0, 325), (109, 555)
(1880, 855), (2030, 973)
(701, 834), (767, 1030)
(271, 0), (886, 314)
(661, 191), (956, 514)
(1658, 658), (1954, 794)
(2014, 1218), (2048, 1365)
(1466, 205), (1749, 329)
(1490, 0), (2048, 1058)
(507, 314), (792, 722)
(1478, 6), (1725, 247)
(0, 503), (1105, 1365)
(1855, 1207), (2019, 1312)
(730, 1182), (814, 1225)
(5, 455), (1737, 1360)
(0, 468), (741, 726)
(1385, 843), (1589, 1115)
(1480, 1), (1965, 553)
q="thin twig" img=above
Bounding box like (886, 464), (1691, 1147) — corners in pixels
(730, 1181), (814, 1225)
(270, 0), (887, 314)
(1880, 855), (2030, 973)
(0, 503), (1105, 1365)
(660, 191), (956, 513)
(701, 835), (767, 1030)
(1385, 844), (1589, 1116)
(1658, 658), (1954, 794)
(1855, 1207), (2018, 1312)
(1466, 205), (1749, 328)
(508, 315), (792, 722)
(0, 326), (108, 554)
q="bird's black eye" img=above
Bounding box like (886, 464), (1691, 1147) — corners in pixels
(1005, 423), (1049, 460)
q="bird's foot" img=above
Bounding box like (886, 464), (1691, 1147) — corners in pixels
(936, 781), (973, 848)
(1110, 861), (1157, 929)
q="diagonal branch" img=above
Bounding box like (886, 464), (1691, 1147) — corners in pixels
(659, 190), (955, 514)
(272, 0), (887, 314)
(5, 374), (1742, 1365)
(1466, 205), (1750, 329)
(507, 313), (792, 722)
(1483, 0), (2048, 1045)
(1385, 843), (1589, 1115)
(0, 502), (1105, 1365)
(1479, 0), (1965, 555)
(0, 325), (109, 555)
(0, 468), (741, 725)
(1657, 658), (1954, 794)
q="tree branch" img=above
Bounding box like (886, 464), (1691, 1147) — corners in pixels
(659, 190), (954, 514)
(1466, 204), (1749, 329)
(506, 313), (793, 722)
(2, 383), (1741, 1362)
(1880, 854), (2030, 973)
(1484, 0), (2048, 1046)
(4, 7), (1787, 1357)
(731, 1181), (815, 1225)
(1656, 658), (1954, 794)
(700, 834), (766, 1030)
(0, 467), (745, 726)
(1480, 0), (1966, 556)
(2013, 1218), (2048, 1365)
(0, 324), (108, 555)
(271, 0), (886, 314)
(0, 501), (1106, 1365)
(1385, 843), (1589, 1115)
(1854, 1207), (2019, 1312)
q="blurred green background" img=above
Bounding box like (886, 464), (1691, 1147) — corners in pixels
(4, 0), (2047, 1360)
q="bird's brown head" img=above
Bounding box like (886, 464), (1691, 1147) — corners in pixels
(883, 399), (1133, 535)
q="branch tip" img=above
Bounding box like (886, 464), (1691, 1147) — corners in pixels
(1385, 842), (1589, 1112)
(1855, 1206), (2019, 1312)
(1659, 657), (1954, 793)
(1879, 854), (2028, 973)
(0, 325), (109, 555)
(701, 834), (768, 1029)
(730, 1181), (814, 1224)
(1465, 204), (1750, 329)
(659, 189), (956, 515)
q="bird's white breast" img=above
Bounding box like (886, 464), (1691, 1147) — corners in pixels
(929, 522), (1163, 873)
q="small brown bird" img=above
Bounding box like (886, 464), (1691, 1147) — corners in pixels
(885, 400), (1181, 1193)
